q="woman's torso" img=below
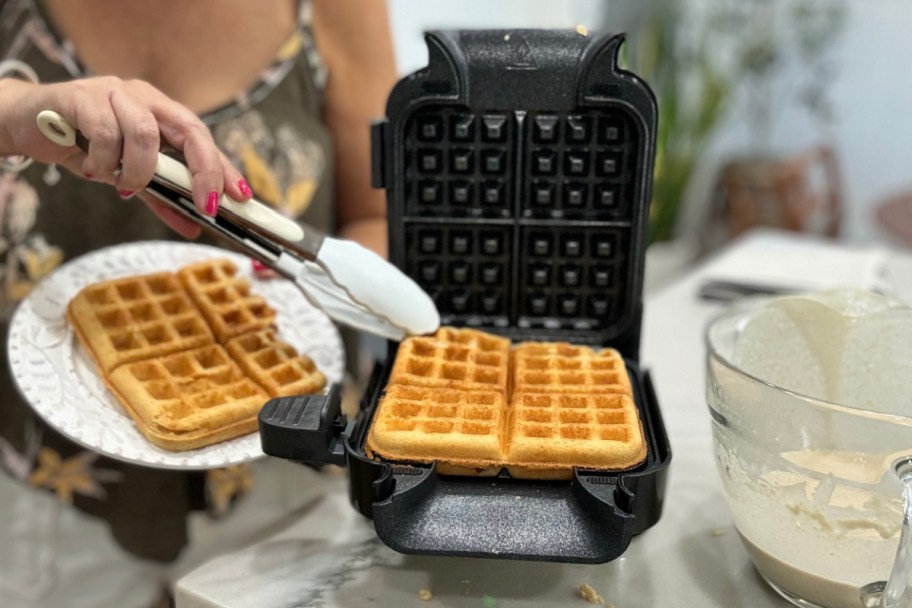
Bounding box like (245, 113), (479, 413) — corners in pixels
(41, 0), (299, 114)
(0, 0), (334, 566)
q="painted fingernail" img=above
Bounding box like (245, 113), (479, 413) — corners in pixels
(238, 179), (252, 198)
(251, 259), (275, 279)
(117, 190), (135, 199)
(206, 191), (219, 216)
(84, 172), (94, 179)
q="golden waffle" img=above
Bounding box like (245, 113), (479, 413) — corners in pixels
(107, 344), (269, 451)
(67, 272), (214, 375)
(226, 328), (327, 397)
(366, 385), (507, 474)
(68, 258), (327, 451)
(506, 392), (646, 479)
(388, 327), (510, 396)
(369, 329), (647, 479)
(177, 259), (276, 343)
(512, 342), (632, 396)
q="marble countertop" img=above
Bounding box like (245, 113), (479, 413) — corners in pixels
(176, 230), (912, 608)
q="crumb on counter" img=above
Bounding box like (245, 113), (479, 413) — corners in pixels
(576, 24), (589, 36)
(579, 583), (605, 605)
(418, 588), (432, 601)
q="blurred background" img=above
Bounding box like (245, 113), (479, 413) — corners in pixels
(386, 0), (912, 289)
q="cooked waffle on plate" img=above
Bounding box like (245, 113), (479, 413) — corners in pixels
(68, 259), (325, 452)
(226, 328), (327, 397)
(367, 328), (647, 479)
(107, 345), (269, 451)
(177, 259), (277, 343)
(67, 272), (214, 375)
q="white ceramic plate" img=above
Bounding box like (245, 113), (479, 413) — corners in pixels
(8, 241), (345, 470)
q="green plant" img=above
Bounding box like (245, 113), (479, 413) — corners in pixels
(720, 0), (846, 147)
(624, 0), (846, 244)
(626, 2), (731, 244)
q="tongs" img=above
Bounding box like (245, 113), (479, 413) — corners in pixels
(36, 110), (440, 341)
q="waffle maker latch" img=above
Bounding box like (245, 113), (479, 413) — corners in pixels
(259, 386), (348, 466)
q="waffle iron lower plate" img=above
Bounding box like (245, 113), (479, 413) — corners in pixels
(259, 346), (669, 563)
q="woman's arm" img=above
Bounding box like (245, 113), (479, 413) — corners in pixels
(312, 0), (398, 258)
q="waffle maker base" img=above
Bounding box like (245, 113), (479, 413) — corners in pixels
(259, 347), (669, 564)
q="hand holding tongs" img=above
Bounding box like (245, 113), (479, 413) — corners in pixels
(36, 110), (440, 341)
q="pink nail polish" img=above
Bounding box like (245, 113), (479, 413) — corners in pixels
(238, 179), (252, 198)
(251, 259), (276, 279)
(117, 190), (135, 199)
(206, 191), (219, 216)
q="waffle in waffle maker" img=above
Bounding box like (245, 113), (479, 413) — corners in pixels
(259, 29), (671, 564)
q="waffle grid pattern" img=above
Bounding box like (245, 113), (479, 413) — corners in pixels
(511, 392), (630, 442)
(518, 227), (627, 329)
(512, 342), (632, 395)
(111, 345), (268, 432)
(400, 105), (639, 330)
(367, 329), (646, 478)
(68, 272), (213, 374)
(405, 108), (514, 218)
(507, 390), (640, 475)
(371, 385), (506, 463)
(523, 110), (637, 220)
(70, 260), (327, 451)
(405, 224), (512, 324)
(226, 328), (326, 397)
(389, 328), (510, 393)
(178, 259), (277, 343)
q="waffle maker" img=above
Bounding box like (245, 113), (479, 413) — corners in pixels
(259, 29), (671, 564)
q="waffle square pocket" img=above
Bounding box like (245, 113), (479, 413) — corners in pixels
(108, 345), (269, 451)
(67, 272), (214, 374)
(178, 259), (277, 343)
(389, 327), (510, 396)
(506, 391), (646, 479)
(367, 385), (507, 473)
(512, 342), (632, 396)
(226, 328), (327, 397)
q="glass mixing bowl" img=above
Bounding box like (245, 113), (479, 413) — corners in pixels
(706, 297), (912, 608)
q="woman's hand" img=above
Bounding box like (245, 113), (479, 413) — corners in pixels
(0, 76), (253, 238)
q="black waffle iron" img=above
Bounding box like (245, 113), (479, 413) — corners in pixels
(259, 29), (671, 564)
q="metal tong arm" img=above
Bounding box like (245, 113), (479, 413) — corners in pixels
(36, 110), (324, 263)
